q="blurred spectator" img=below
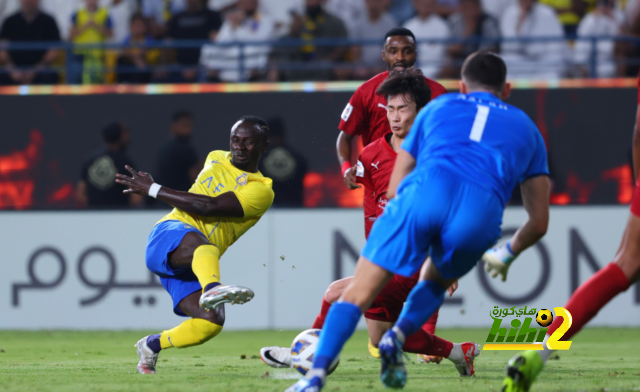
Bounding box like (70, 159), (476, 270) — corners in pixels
(200, 0), (275, 82)
(255, 0), (303, 37)
(258, 117), (308, 207)
(117, 12), (160, 83)
(574, 0), (621, 77)
(69, 0), (113, 84)
(325, 0), (367, 37)
(167, 0), (222, 83)
(388, 0), (416, 24)
(268, 0), (348, 81)
(109, 0), (137, 43)
(155, 110), (201, 192)
(444, 0), (500, 76)
(539, 0), (592, 36)
(351, 0), (397, 79)
(0, 0), (61, 85)
(142, 0), (186, 37)
(77, 122), (142, 208)
(501, 0), (567, 79)
(0, 0), (19, 25)
(480, 0), (515, 21)
(403, 0), (450, 78)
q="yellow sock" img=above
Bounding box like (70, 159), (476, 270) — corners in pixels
(191, 244), (221, 291)
(160, 318), (223, 349)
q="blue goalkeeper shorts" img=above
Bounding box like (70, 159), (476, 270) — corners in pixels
(146, 220), (204, 317)
(362, 167), (503, 280)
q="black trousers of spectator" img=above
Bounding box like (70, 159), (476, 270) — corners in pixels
(0, 70), (59, 85)
(116, 57), (152, 84)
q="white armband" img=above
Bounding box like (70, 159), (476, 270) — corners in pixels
(148, 183), (162, 198)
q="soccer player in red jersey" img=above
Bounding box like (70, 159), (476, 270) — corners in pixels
(337, 27), (447, 190)
(261, 70), (478, 377)
(497, 75), (640, 392)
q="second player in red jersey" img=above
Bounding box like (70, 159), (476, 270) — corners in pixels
(336, 27), (447, 190)
(261, 71), (478, 377)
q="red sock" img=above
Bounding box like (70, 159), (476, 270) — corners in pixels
(311, 297), (332, 329)
(421, 308), (439, 335)
(547, 262), (630, 341)
(402, 328), (453, 357)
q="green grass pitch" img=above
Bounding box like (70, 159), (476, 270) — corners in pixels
(0, 328), (639, 391)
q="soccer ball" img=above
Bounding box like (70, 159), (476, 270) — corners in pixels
(290, 329), (340, 376)
(536, 309), (554, 327)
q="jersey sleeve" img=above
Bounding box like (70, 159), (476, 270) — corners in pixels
(354, 155), (373, 190)
(362, 189), (376, 239)
(521, 124), (550, 182)
(233, 181), (274, 218)
(338, 86), (367, 136)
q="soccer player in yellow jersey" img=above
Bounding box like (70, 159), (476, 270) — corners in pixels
(115, 116), (274, 374)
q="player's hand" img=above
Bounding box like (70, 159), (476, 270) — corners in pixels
(343, 167), (361, 190)
(447, 280), (458, 297)
(482, 242), (518, 282)
(115, 166), (155, 195)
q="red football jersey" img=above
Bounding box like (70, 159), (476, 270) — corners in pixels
(355, 133), (397, 237)
(338, 71), (447, 147)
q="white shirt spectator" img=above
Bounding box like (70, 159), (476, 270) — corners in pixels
(326, 0), (367, 37)
(352, 12), (398, 65)
(574, 9), (620, 77)
(142, 0), (186, 25)
(404, 14), (451, 78)
(257, 0), (303, 37)
(500, 2), (567, 79)
(480, 0), (515, 20)
(200, 13), (275, 82)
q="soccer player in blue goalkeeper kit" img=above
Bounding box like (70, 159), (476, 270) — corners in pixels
(287, 51), (552, 391)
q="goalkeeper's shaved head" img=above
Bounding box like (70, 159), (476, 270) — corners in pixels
(460, 51), (509, 97)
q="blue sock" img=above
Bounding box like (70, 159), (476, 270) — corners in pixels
(147, 333), (162, 353)
(395, 280), (445, 338)
(204, 282), (221, 292)
(313, 302), (361, 371)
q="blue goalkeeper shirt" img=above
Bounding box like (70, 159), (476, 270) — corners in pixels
(402, 92), (549, 207)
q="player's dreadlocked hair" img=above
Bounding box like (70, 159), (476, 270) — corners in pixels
(238, 115), (269, 142)
(376, 68), (431, 111)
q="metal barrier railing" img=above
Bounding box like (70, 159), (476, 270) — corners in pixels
(0, 36), (636, 83)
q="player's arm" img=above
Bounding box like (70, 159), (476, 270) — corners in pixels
(337, 131), (360, 190)
(115, 166), (244, 218)
(483, 175), (550, 281)
(633, 104), (640, 182)
(386, 150), (416, 200)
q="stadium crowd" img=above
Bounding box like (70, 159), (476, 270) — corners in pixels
(0, 0), (638, 83)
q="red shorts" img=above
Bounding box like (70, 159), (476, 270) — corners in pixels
(364, 272), (419, 322)
(632, 179), (640, 218)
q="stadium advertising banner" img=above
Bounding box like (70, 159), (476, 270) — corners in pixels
(0, 207), (638, 330)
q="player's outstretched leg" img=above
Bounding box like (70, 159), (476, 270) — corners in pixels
(188, 244), (255, 310)
(134, 291), (225, 374)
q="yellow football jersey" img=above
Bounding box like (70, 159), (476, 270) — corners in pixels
(159, 150), (274, 255)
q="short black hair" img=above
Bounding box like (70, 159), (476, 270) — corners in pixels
(238, 115), (269, 141)
(461, 51), (507, 93)
(172, 110), (192, 123)
(102, 122), (124, 144)
(376, 69), (431, 111)
(384, 27), (416, 44)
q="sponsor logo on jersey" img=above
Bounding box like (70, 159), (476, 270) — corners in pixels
(341, 103), (353, 121)
(356, 160), (364, 177)
(371, 161), (380, 170)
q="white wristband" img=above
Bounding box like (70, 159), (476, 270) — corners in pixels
(148, 183), (162, 198)
(495, 241), (517, 263)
